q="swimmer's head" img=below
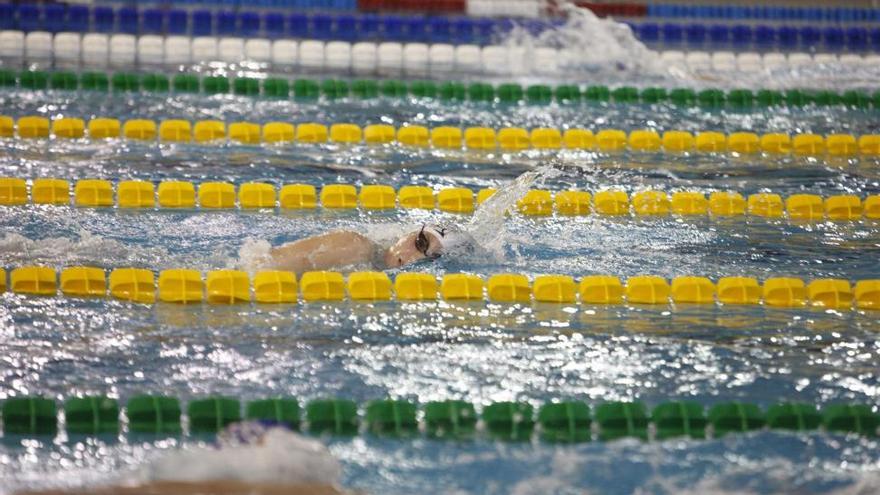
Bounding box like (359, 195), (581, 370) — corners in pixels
(385, 224), (473, 268)
(384, 224), (447, 268)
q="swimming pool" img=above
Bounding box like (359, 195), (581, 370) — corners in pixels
(2, 9), (880, 495)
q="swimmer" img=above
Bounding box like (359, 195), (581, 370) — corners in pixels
(18, 422), (351, 495)
(259, 224), (461, 274)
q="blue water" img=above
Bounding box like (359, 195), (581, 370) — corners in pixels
(1, 86), (880, 494)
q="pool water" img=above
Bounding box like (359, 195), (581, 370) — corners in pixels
(2, 21), (880, 495)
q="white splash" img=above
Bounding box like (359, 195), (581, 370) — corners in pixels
(142, 427), (342, 486)
(466, 163), (565, 259)
(237, 237), (273, 273)
(496, 1), (878, 90)
(498, 1), (673, 79)
(508, 447), (880, 495)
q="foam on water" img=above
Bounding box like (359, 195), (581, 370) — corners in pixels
(672, 467), (880, 495)
(508, 443), (880, 495)
(749, 63), (880, 91)
(237, 237), (274, 273)
(498, 2), (671, 80)
(0, 231), (169, 268)
(0, 230), (232, 271)
(0, 428), (344, 494)
(499, 1), (879, 90)
(142, 427), (342, 486)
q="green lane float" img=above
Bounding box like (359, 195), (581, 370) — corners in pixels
(2, 395), (876, 440)
(66, 396), (120, 435)
(3, 69), (880, 111)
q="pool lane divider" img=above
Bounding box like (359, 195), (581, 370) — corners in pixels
(2, 178), (879, 220)
(2, 3), (876, 46)
(4, 116), (880, 157)
(3, 267), (879, 310)
(3, 25), (874, 74)
(2, 395), (877, 440)
(3, 70), (880, 110)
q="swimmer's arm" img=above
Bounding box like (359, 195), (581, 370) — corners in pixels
(269, 231), (380, 273)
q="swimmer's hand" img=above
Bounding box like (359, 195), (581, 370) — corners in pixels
(269, 231), (379, 274)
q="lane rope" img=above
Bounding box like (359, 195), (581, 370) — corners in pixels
(1, 178), (878, 220)
(3, 116), (880, 157)
(1, 29), (874, 76)
(3, 395), (877, 440)
(3, 266), (879, 310)
(0, 12), (877, 60)
(3, 69), (879, 110)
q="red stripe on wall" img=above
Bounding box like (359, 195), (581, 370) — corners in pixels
(358, 0), (467, 13)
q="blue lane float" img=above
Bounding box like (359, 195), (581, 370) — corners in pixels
(647, 3), (880, 23)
